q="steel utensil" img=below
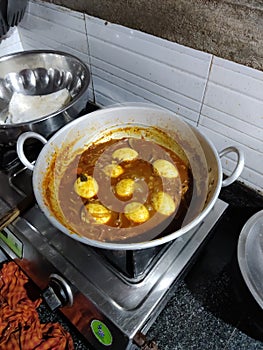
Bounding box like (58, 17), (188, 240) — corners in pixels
(238, 210), (263, 310)
(7, 0), (28, 27)
(0, 50), (90, 145)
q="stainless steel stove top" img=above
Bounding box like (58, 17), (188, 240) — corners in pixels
(0, 165), (228, 349)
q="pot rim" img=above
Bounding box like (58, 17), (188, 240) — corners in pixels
(32, 105), (223, 250)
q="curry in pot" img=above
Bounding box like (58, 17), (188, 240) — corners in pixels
(52, 136), (193, 243)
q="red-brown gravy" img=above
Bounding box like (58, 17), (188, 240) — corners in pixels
(57, 137), (193, 243)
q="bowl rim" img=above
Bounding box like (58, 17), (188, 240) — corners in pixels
(0, 49), (90, 126)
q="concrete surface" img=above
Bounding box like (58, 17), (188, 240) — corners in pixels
(43, 0), (263, 71)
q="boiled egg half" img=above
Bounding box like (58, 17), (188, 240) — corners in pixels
(115, 178), (135, 198)
(124, 202), (150, 223)
(151, 191), (177, 216)
(112, 147), (138, 162)
(153, 159), (178, 178)
(81, 203), (111, 224)
(103, 164), (124, 178)
(74, 174), (99, 199)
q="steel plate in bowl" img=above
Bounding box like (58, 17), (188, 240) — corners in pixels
(238, 210), (263, 309)
(0, 50), (90, 144)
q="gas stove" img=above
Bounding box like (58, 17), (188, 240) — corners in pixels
(0, 102), (230, 349)
(0, 158), (228, 349)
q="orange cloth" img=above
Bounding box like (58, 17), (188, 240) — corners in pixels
(0, 261), (74, 350)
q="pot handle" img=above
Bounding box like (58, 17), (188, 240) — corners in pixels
(17, 131), (47, 171)
(219, 146), (245, 187)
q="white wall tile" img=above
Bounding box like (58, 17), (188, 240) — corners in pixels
(200, 105), (262, 141)
(202, 82), (263, 128)
(199, 58), (263, 192)
(85, 15), (212, 124)
(0, 28), (23, 57)
(20, 3), (87, 52)
(8, 0), (262, 193)
(198, 126), (262, 191)
(19, 0), (94, 101)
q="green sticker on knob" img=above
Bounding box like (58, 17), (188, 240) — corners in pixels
(91, 319), (113, 346)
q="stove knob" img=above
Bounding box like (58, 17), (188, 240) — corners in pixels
(42, 273), (73, 311)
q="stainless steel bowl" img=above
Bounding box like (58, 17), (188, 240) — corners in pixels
(0, 50), (90, 144)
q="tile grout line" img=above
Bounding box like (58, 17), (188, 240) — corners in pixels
(197, 55), (214, 127)
(84, 15), (96, 104)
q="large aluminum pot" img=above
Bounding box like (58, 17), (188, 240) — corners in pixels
(0, 50), (90, 145)
(17, 105), (244, 250)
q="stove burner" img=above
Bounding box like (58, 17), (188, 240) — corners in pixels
(95, 244), (170, 281)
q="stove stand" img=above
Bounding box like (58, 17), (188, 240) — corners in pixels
(0, 168), (228, 349)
